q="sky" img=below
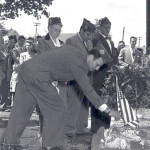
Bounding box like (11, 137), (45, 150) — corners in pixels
(3, 0), (146, 47)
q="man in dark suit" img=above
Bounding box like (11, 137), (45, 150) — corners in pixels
(91, 17), (118, 134)
(117, 41), (125, 56)
(36, 17), (64, 54)
(65, 18), (94, 135)
(2, 46), (120, 150)
(118, 36), (142, 68)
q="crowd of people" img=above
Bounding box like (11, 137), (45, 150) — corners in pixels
(0, 16), (147, 150)
(0, 33), (39, 110)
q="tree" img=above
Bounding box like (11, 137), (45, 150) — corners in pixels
(0, 0), (54, 20)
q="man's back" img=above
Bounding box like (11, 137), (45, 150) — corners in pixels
(20, 45), (88, 82)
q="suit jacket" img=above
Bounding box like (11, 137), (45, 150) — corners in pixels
(20, 45), (104, 109)
(92, 34), (118, 94)
(66, 33), (92, 61)
(36, 33), (64, 54)
(118, 46), (142, 66)
(66, 33), (93, 95)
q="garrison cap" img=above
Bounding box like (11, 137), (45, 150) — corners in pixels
(81, 18), (96, 32)
(48, 17), (63, 26)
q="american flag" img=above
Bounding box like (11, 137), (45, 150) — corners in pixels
(116, 76), (139, 128)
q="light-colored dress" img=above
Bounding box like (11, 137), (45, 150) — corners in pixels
(10, 70), (18, 92)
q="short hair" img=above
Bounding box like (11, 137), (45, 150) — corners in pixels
(36, 35), (42, 39)
(118, 41), (125, 44)
(99, 17), (111, 27)
(88, 49), (101, 60)
(28, 37), (34, 42)
(8, 35), (17, 43)
(130, 36), (137, 41)
(26, 41), (37, 54)
(18, 35), (26, 41)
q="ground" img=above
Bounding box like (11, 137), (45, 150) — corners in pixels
(0, 110), (92, 150)
(1, 109), (150, 150)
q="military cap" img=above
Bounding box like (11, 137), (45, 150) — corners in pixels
(98, 17), (111, 26)
(81, 18), (96, 32)
(48, 17), (63, 26)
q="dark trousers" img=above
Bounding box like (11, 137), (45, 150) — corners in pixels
(1, 78), (9, 105)
(65, 84), (89, 135)
(91, 105), (111, 134)
(36, 82), (68, 136)
(3, 74), (65, 148)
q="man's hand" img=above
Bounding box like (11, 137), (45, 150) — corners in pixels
(109, 110), (121, 121)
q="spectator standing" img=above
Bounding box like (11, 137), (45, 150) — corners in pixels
(36, 17), (63, 54)
(91, 17), (118, 134)
(12, 35), (26, 65)
(0, 35), (17, 110)
(117, 40), (125, 56)
(10, 41), (37, 106)
(36, 17), (67, 139)
(118, 36), (142, 68)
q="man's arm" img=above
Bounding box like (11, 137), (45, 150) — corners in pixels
(70, 65), (121, 119)
(71, 65), (104, 108)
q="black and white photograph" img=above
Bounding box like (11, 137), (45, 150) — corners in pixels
(0, 0), (149, 149)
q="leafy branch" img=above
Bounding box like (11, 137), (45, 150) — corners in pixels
(0, 0), (53, 19)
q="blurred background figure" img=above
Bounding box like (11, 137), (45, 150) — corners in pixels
(0, 35), (17, 110)
(118, 36), (142, 68)
(12, 35), (26, 65)
(117, 40), (125, 56)
(10, 40), (37, 106)
(20, 40), (37, 65)
(27, 37), (34, 44)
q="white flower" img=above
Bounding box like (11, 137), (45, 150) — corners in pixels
(99, 49), (105, 55)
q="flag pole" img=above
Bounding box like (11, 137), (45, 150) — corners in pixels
(135, 82), (138, 114)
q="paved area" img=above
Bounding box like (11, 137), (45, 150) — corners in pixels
(0, 110), (92, 150)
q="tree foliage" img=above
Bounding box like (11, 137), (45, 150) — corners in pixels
(0, 0), (53, 20)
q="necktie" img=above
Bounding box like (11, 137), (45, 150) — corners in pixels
(105, 36), (109, 40)
(132, 50), (135, 58)
(83, 41), (88, 52)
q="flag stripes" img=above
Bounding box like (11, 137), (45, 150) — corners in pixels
(116, 76), (139, 128)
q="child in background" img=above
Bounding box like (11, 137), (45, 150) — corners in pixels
(10, 64), (19, 106)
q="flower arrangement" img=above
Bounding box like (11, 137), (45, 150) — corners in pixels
(100, 62), (150, 109)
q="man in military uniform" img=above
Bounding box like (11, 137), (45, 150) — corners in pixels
(65, 18), (94, 135)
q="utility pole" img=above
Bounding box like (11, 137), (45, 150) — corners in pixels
(33, 22), (41, 36)
(122, 27), (125, 41)
(137, 36), (142, 47)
